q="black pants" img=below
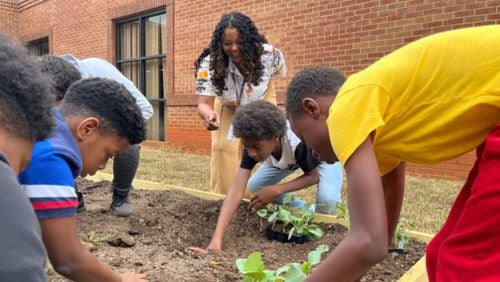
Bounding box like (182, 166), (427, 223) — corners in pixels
(112, 144), (140, 197)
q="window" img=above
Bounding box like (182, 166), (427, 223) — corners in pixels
(116, 10), (166, 141)
(27, 37), (49, 56)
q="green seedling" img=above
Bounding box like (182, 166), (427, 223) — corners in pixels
(334, 202), (348, 224)
(393, 217), (416, 250)
(236, 244), (329, 282)
(257, 195), (323, 240)
(80, 231), (107, 247)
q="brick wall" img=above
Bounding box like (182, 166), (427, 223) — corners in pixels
(15, 0), (166, 60)
(1, 0), (499, 179)
(172, 0), (499, 180)
(0, 1), (17, 35)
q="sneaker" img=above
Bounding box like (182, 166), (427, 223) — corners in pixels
(76, 191), (86, 213)
(111, 194), (134, 217)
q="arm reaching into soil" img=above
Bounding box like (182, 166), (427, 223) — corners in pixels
(305, 137), (388, 281)
(197, 96), (220, 130)
(189, 168), (252, 253)
(40, 216), (148, 282)
(381, 162), (406, 245)
(250, 167), (319, 209)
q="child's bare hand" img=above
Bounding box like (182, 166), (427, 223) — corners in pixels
(188, 241), (222, 255)
(118, 272), (148, 282)
(250, 187), (280, 209)
(187, 246), (209, 255)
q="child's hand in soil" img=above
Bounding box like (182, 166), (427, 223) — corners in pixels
(118, 272), (148, 282)
(187, 246), (209, 254)
(188, 240), (222, 255)
(250, 186), (281, 209)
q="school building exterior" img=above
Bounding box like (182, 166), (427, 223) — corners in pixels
(1, 0), (499, 180)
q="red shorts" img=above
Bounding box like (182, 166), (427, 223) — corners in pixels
(426, 125), (500, 282)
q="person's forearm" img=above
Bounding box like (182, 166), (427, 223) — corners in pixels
(197, 100), (213, 120)
(52, 248), (121, 282)
(381, 162), (406, 244)
(210, 171), (250, 246)
(308, 136), (388, 281)
(305, 231), (387, 282)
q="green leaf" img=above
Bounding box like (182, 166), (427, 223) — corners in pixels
(264, 269), (277, 281)
(284, 263), (307, 282)
(268, 212), (277, 223)
(305, 225), (324, 238)
(307, 244), (329, 266)
(244, 252), (265, 272)
(257, 209), (268, 218)
(243, 271), (267, 281)
(278, 209), (292, 223)
(301, 261), (312, 274)
(236, 258), (246, 273)
(274, 265), (290, 277)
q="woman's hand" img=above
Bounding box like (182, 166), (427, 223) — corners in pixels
(203, 111), (220, 130)
(197, 96), (220, 130)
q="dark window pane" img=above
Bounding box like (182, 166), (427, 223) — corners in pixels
(27, 37), (49, 56)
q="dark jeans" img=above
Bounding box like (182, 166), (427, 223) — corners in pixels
(112, 144), (140, 197)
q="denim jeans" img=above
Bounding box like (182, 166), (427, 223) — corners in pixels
(247, 161), (343, 214)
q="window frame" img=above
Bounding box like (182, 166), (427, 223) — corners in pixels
(115, 9), (166, 141)
(27, 37), (49, 56)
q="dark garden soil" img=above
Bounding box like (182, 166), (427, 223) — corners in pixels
(47, 179), (426, 281)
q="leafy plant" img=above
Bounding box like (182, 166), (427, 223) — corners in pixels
(236, 244), (329, 282)
(257, 195), (323, 240)
(80, 231), (107, 247)
(334, 202), (348, 223)
(393, 217), (416, 250)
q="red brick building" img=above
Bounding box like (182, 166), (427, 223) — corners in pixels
(1, 0), (499, 179)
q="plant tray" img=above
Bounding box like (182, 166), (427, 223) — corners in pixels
(265, 223), (309, 244)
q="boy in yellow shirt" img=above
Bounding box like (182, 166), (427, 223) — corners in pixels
(285, 25), (500, 281)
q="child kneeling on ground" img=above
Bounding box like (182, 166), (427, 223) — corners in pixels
(190, 100), (343, 253)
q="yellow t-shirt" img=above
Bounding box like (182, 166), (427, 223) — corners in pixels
(327, 25), (500, 175)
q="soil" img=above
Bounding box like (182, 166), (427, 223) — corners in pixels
(47, 179), (426, 281)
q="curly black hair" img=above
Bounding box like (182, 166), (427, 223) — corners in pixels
(60, 77), (145, 144)
(0, 33), (54, 141)
(233, 100), (287, 141)
(195, 12), (268, 96)
(285, 67), (346, 116)
(39, 55), (81, 102)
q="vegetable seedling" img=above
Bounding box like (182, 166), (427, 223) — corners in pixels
(257, 195), (323, 243)
(236, 244), (329, 282)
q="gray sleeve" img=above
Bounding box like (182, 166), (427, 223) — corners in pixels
(80, 58), (154, 121)
(0, 161), (47, 282)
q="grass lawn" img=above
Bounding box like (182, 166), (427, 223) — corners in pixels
(102, 148), (463, 235)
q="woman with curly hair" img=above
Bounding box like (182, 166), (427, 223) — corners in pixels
(195, 11), (287, 195)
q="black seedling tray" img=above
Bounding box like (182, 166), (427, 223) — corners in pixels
(265, 223), (309, 244)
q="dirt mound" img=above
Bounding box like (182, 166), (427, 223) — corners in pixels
(46, 179), (426, 281)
